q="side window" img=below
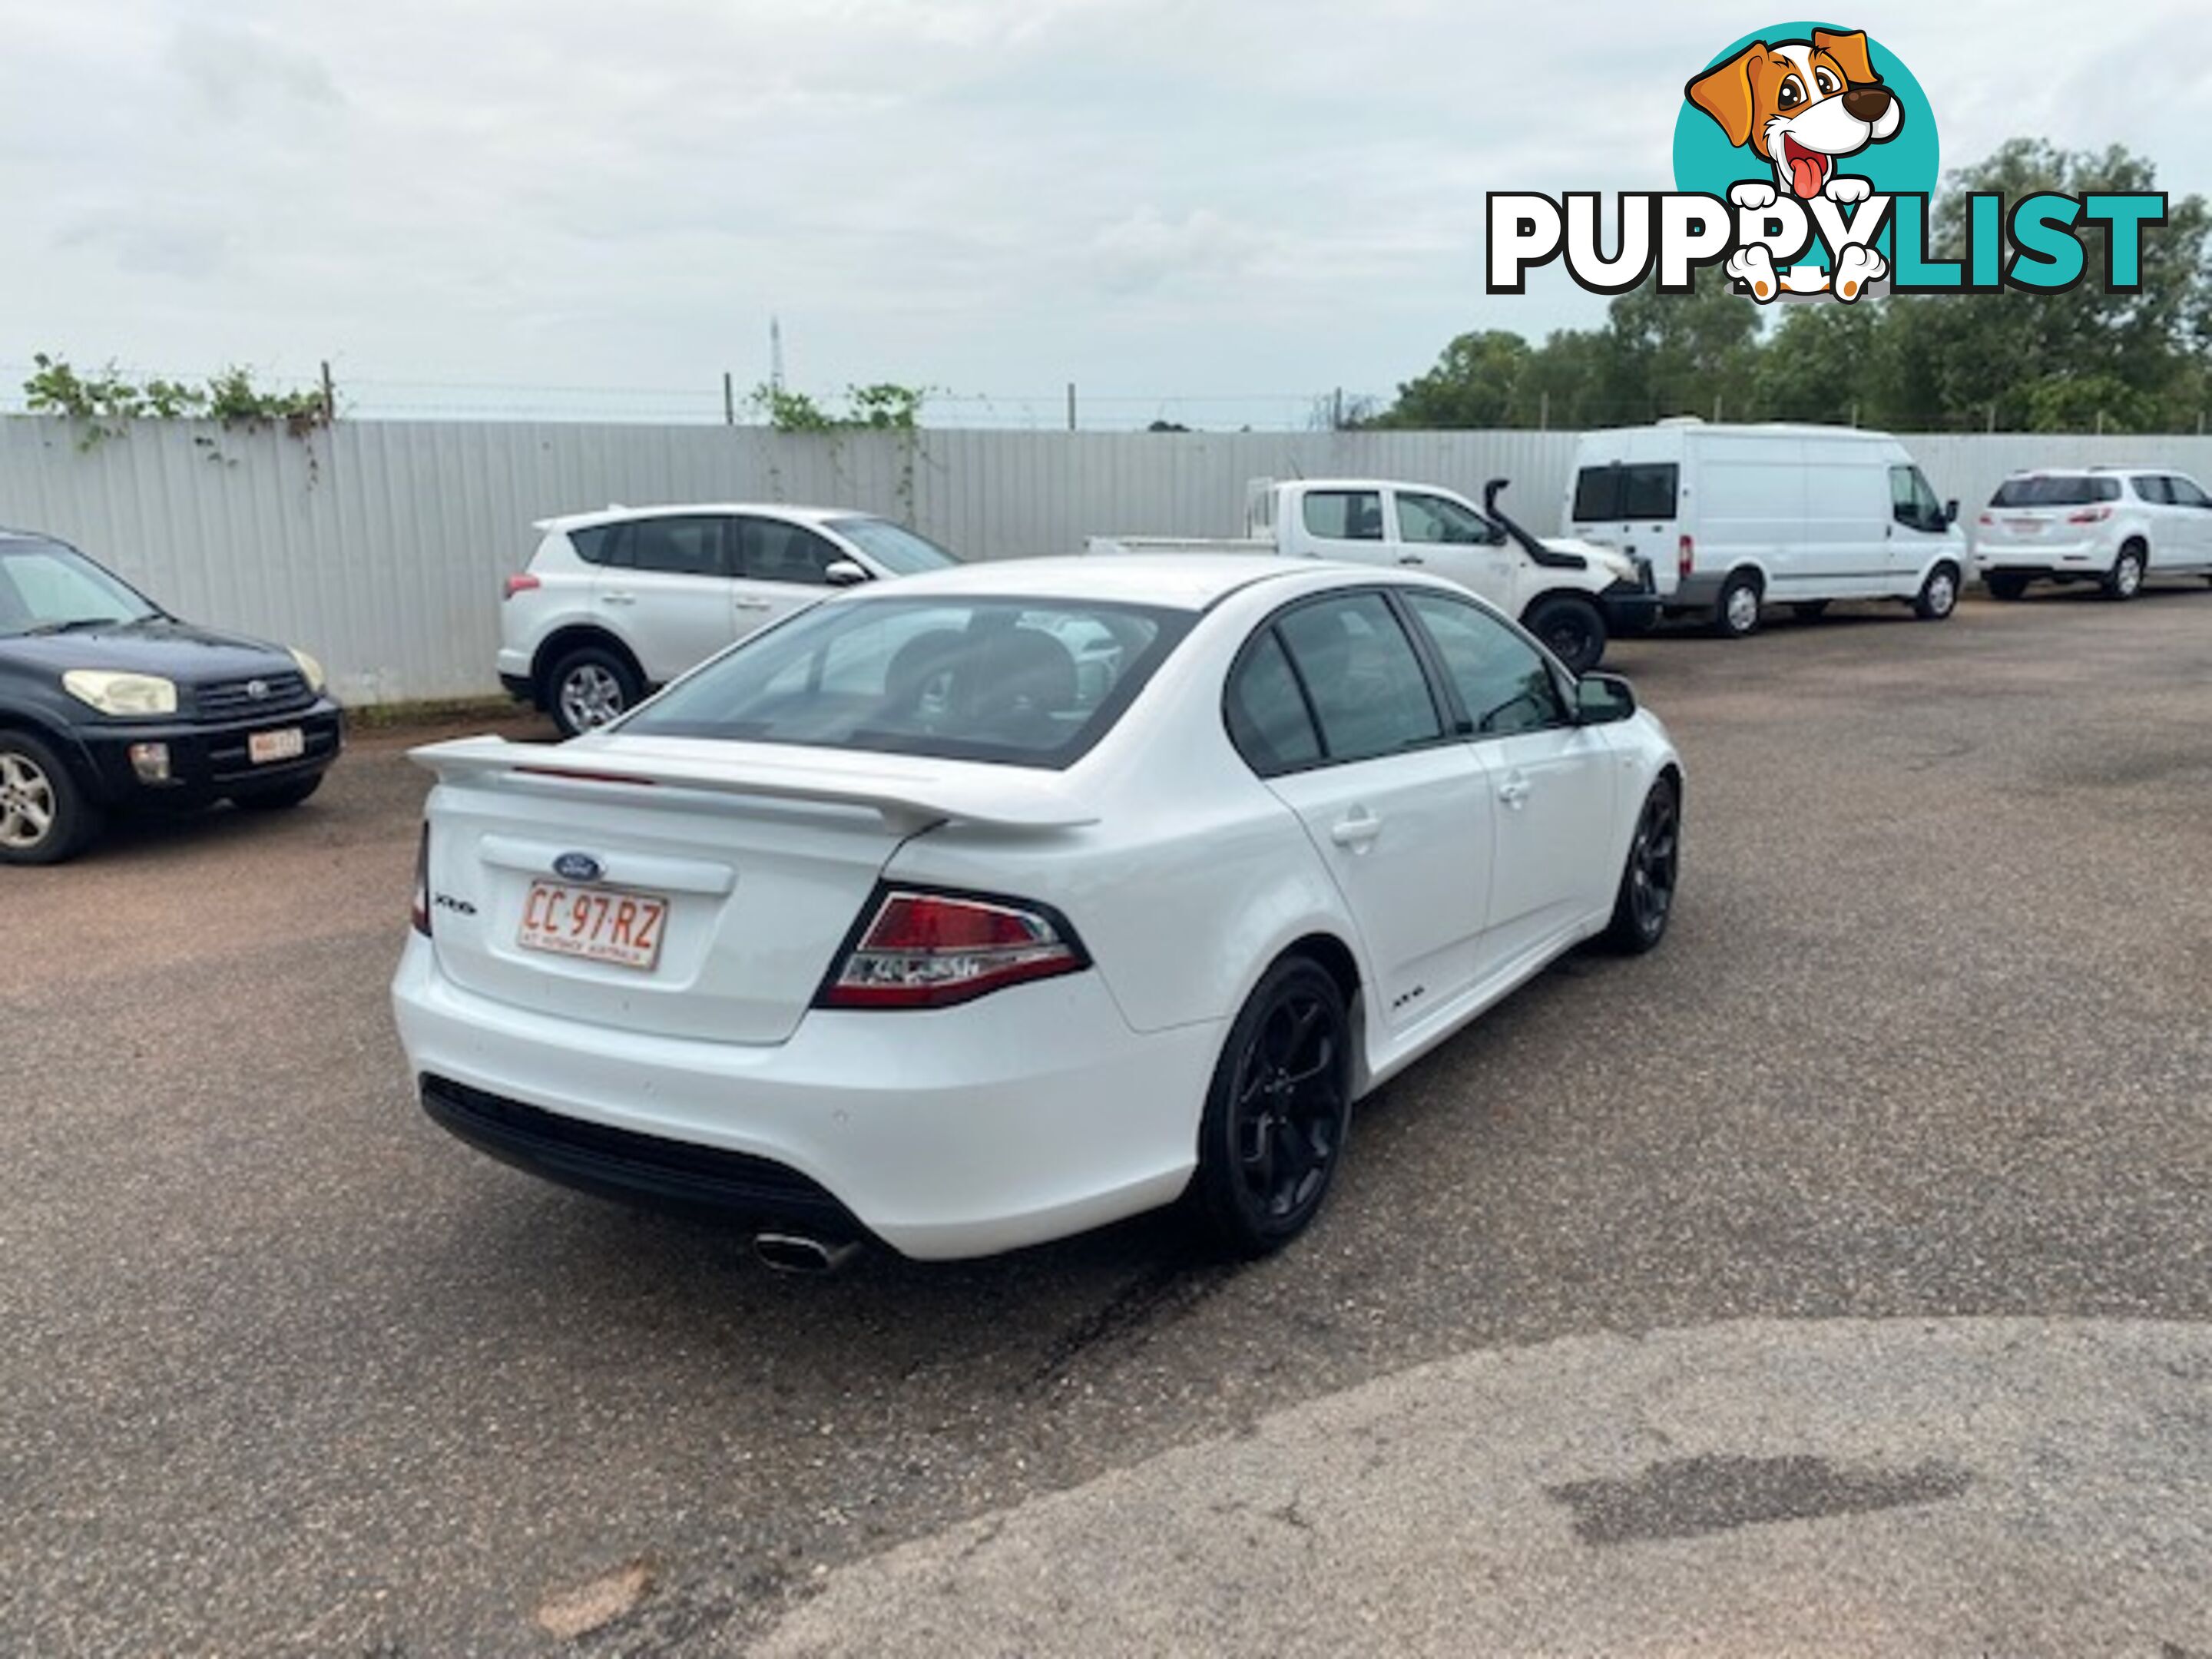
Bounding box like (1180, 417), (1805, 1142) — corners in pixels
(740, 519), (843, 585)
(1619, 462), (1679, 521)
(2133, 475), (2172, 505)
(1301, 490), (1384, 542)
(567, 523), (624, 566)
(1889, 465), (1942, 530)
(1273, 594), (1442, 763)
(2166, 475), (2212, 509)
(1402, 591), (1568, 736)
(1223, 631), (1323, 776)
(1571, 465), (1621, 522)
(1396, 492), (1494, 545)
(628, 516), (728, 577)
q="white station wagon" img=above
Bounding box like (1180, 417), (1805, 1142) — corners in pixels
(397, 556), (1683, 1266)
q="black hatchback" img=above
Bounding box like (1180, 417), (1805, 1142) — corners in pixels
(0, 531), (343, 864)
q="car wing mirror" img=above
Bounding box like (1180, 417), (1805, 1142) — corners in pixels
(1943, 498), (1960, 526)
(1575, 671), (1637, 725)
(823, 559), (871, 587)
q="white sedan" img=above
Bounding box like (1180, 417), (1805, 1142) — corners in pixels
(392, 555), (1682, 1264)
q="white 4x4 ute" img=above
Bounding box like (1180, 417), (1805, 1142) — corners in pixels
(1975, 469), (2212, 601)
(499, 505), (960, 735)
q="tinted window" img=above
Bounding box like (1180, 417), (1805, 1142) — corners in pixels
(2166, 475), (2212, 508)
(567, 523), (625, 565)
(1224, 631), (1322, 775)
(621, 598), (1190, 770)
(1989, 475), (2118, 507)
(630, 516), (728, 576)
(1301, 490), (1383, 541)
(823, 517), (960, 575)
(0, 538), (161, 634)
(1619, 462), (1679, 520)
(1403, 591), (1568, 735)
(1571, 465), (1620, 522)
(1273, 594), (1442, 763)
(2132, 475), (2173, 505)
(1396, 492), (1495, 545)
(740, 519), (844, 585)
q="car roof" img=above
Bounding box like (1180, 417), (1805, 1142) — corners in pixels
(836, 552), (1320, 611)
(533, 502), (878, 531)
(2005, 466), (2171, 476)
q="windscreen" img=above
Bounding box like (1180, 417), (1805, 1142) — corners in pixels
(0, 538), (163, 635)
(621, 596), (1192, 769)
(1988, 475), (2119, 507)
(824, 517), (962, 575)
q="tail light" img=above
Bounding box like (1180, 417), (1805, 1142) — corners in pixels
(1677, 534), (1694, 580)
(2067, 506), (2112, 524)
(503, 573), (541, 600)
(818, 889), (1087, 1010)
(1978, 512), (1994, 526)
(411, 823), (432, 936)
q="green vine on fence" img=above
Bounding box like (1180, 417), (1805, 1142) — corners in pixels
(22, 353), (334, 451)
(748, 380), (934, 524)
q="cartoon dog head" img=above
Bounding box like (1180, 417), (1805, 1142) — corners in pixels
(1687, 28), (1902, 200)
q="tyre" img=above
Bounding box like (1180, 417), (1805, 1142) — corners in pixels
(1522, 595), (1607, 675)
(231, 773), (324, 811)
(1712, 572), (1762, 637)
(1190, 956), (1353, 1257)
(546, 644), (643, 737)
(1601, 773), (1681, 954)
(2103, 544), (2146, 601)
(0, 731), (101, 866)
(1985, 572), (2028, 601)
(1914, 561), (1960, 621)
(1791, 601), (1830, 621)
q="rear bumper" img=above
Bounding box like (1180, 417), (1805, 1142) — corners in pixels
(391, 937), (1223, 1260)
(75, 700), (343, 807)
(1975, 541), (2107, 574)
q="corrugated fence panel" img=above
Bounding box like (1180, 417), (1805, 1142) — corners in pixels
(5, 416), (2209, 704)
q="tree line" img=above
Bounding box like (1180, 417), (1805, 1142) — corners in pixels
(1363, 141), (2212, 435)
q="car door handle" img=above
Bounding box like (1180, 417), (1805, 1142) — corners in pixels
(1330, 810), (1384, 849)
(602, 590), (636, 605)
(733, 598), (774, 611)
(1397, 555), (1426, 566)
(1498, 775), (1532, 808)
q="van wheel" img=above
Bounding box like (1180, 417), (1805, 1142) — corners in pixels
(1914, 562), (1960, 620)
(1713, 574), (1762, 637)
(0, 731), (101, 866)
(2104, 544), (2146, 601)
(1522, 595), (1606, 674)
(1190, 957), (1352, 1258)
(1985, 573), (2028, 601)
(547, 645), (642, 737)
(1791, 601), (1830, 621)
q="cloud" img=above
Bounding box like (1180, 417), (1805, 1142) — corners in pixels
(164, 22), (344, 123)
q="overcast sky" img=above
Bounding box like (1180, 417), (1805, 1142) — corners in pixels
(2, 0), (2206, 426)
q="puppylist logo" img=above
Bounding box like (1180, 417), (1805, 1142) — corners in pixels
(1488, 23), (2167, 304)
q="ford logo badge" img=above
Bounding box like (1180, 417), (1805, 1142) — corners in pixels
(553, 852), (604, 883)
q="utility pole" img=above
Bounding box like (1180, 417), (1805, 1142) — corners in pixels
(1987, 402), (1997, 433)
(1848, 400), (1858, 429)
(769, 317), (785, 393)
(319, 360), (335, 423)
(1331, 387), (1343, 431)
(1066, 382), (1077, 432)
(1539, 390), (1550, 432)
(722, 371), (735, 426)
(2094, 409), (2105, 436)
(1713, 392), (1724, 422)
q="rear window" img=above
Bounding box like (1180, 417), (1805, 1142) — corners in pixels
(1988, 475), (2119, 507)
(1572, 462), (1678, 522)
(620, 597), (1192, 770)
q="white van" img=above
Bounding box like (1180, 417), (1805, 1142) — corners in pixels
(1564, 419), (1969, 636)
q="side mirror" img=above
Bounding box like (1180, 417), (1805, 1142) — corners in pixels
(1575, 672), (1637, 724)
(1943, 498), (1960, 527)
(1485, 522), (1508, 545)
(823, 559), (870, 588)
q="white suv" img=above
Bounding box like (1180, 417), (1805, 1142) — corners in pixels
(1975, 468), (2212, 601)
(499, 505), (962, 734)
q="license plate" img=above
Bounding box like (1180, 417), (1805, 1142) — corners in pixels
(2005, 518), (2044, 534)
(248, 727), (305, 764)
(517, 882), (669, 972)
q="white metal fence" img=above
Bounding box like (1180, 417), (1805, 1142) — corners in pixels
(6, 417), (2210, 705)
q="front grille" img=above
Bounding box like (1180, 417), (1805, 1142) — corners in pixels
(419, 1075), (866, 1235)
(195, 671), (313, 720)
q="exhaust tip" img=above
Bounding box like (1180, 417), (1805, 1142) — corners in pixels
(753, 1232), (862, 1276)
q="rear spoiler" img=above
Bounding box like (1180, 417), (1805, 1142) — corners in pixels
(409, 736), (1099, 830)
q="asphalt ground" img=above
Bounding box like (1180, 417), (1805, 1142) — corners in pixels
(4, 584), (2209, 1654)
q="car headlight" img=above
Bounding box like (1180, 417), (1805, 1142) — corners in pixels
(289, 647), (326, 694)
(61, 670), (178, 717)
